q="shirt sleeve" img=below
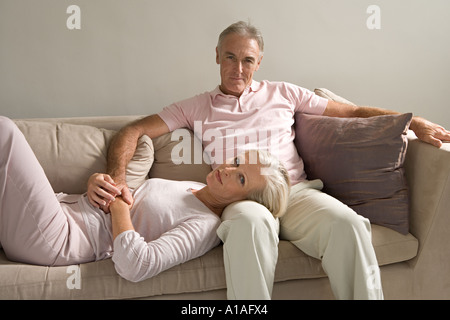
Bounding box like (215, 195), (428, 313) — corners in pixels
(112, 215), (221, 282)
(282, 82), (328, 115)
(158, 92), (210, 132)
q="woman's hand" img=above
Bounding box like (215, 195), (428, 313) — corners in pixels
(109, 196), (135, 240)
(87, 173), (124, 213)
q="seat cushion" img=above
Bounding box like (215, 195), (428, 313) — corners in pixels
(0, 225), (417, 299)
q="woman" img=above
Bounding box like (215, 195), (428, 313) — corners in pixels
(0, 116), (290, 282)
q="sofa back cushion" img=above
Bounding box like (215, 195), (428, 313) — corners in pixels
(294, 89), (412, 234)
(149, 129), (212, 183)
(14, 120), (153, 194)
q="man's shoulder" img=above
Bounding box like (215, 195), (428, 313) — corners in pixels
(259, 79), (304, 87)
(257, 80), (310, 96)
(171, 90), (213, 108)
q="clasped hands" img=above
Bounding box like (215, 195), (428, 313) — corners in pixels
(87, 173), (133, 213)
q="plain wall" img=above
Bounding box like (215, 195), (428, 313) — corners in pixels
(1, 0), (449, 129)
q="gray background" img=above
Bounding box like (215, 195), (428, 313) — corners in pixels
(1, 0), (449, 129)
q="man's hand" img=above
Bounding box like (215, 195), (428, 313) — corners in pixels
(87, 173), (133, 213)
(410, 117), (450, 148)
(324, 100), (450, 148)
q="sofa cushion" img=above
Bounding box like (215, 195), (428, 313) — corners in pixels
(14, 121), (153, 194)
(314, 88), (357, 106)
(294, 112), (412, 234)
(0, 224), (418, 299)
(150, 129), (212, 183)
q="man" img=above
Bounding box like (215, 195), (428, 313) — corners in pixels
(88, 21), (450, 299)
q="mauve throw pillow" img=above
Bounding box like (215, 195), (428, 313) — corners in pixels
(294, 113), (412, 234)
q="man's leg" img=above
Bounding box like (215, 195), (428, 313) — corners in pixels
(217, 200), (279, 300)
(280, 180), (383, 300)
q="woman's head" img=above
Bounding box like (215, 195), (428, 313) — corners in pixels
(246, 150), (290, 218)
(205, 150), (290, 217)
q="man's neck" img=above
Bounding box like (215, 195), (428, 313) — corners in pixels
(219, 85), (243, 98)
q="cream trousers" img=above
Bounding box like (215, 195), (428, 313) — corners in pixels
(217, 179), (383, 300)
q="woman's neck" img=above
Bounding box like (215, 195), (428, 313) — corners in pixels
(190, 187), (226, 217)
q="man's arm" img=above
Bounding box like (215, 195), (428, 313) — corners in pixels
(87, 114), (170, 210)
(106, 115), (168, 184)
(323, 100), (450, 148)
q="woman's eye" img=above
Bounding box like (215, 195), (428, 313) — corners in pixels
(234, 157), (240, 167)
(239, 174), (245, 186)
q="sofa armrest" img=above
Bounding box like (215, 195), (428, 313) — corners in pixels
(403, 131), (450, 297)
(404, 131), (450, 262)
(404, 131), (450, 242)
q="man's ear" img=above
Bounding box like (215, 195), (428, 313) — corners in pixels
(216, 47), (220, 65)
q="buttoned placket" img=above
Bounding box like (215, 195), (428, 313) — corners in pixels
(211, 81), (260, 112)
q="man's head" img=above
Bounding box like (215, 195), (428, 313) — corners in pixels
(216, 21), (264, 97)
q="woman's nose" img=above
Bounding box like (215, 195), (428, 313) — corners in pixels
(222, 167), (235, 176)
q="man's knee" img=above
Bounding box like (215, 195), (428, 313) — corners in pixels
(223, 200), (275, 224)
(218, 200), (279, 242)
(329, 209), (371, 238)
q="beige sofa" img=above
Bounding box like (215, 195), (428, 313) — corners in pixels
(1, 89), (450, 300)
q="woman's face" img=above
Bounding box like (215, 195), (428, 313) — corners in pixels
(205, 152), (266, 203)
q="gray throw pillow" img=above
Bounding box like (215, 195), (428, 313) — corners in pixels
(294, 112), (412, 234)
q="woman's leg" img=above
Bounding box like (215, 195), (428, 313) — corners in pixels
(0, 116), (92, 266)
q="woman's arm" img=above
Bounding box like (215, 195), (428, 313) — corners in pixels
(87, 114), (170, 210)
(112, 216), (221, 282)
(109, 196), (135, 240)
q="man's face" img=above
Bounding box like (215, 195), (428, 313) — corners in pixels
(216, 33), (262, 97)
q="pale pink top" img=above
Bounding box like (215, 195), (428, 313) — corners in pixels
(79, 178), (221, 282)
(158, 80), (328, 185)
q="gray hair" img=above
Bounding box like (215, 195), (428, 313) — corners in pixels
(247, 150), (290, 218)
(217, 21), (265, 55)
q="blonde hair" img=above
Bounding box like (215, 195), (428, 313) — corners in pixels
(247, 150), (290, 218)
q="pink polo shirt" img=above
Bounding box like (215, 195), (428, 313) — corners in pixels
(158, 80), (328, 185)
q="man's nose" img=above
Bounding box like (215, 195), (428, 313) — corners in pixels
(234, 61), (243, 73)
